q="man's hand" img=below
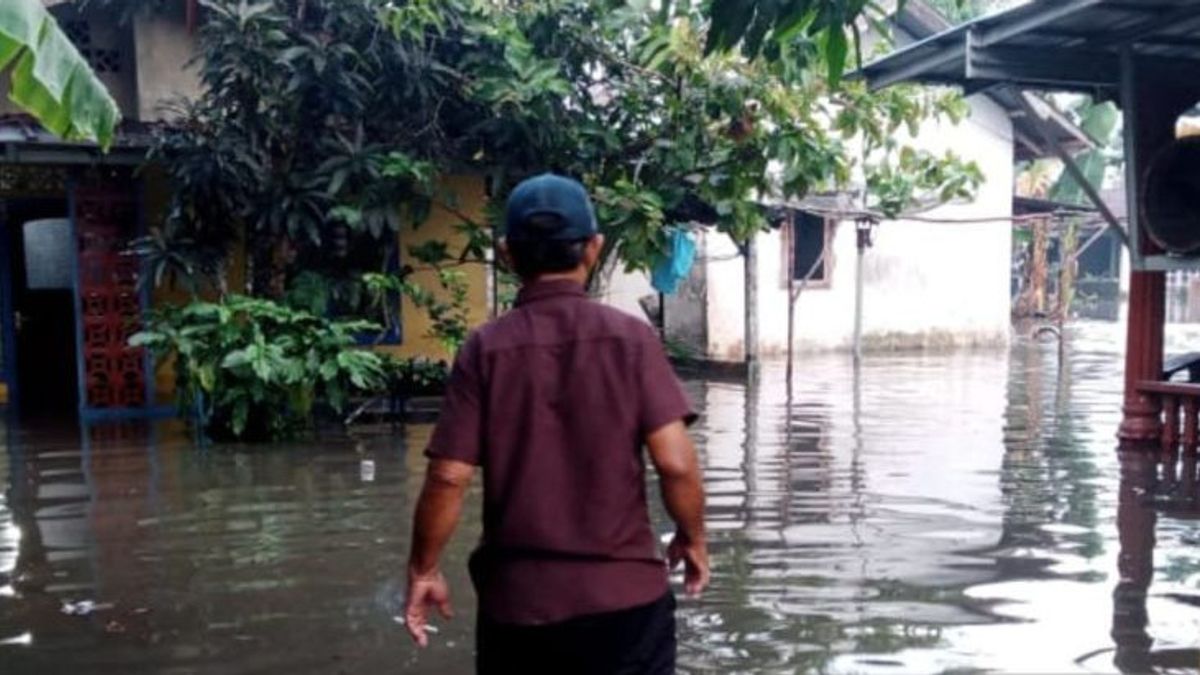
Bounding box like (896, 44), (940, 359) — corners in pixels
(405, 459), (474, 647)
(667, 530), (710, 597)
(404, 567), (453, 647)
(647, 420), (709, 597)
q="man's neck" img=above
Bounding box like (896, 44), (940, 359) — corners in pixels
(526, 268), (589, 287)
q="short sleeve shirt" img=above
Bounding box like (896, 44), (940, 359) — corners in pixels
(426, 279), (696, 625)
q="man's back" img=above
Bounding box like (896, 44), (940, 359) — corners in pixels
(404, 174), (707, 675)
(427, 279), (693, 624)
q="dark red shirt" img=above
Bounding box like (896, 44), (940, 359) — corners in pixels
(426, 279), (695, 625)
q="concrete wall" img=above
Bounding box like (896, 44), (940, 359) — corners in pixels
(4, 4), (199, 123)
(702, 94), (1016, 357)
(382, 175), (491, 362)
(706, 233), (748, 360)
(133, 5), (202, 121)
(595, 263), (656, 325)
(3, 3), (138, 119)
(664, 245), (708, 357)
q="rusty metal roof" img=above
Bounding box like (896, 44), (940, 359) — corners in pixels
(860, 0), (1200, 95)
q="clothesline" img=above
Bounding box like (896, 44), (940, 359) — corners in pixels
(796, 207), (1115, 225)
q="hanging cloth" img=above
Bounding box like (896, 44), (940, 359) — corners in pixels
(651, 227), (696, 295)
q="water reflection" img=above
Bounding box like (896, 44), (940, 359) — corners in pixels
(1113, 451), (1200, 674)
(0, 323), (1197, 673)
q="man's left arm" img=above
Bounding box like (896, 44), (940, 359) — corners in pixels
(405, 458), (475, 647)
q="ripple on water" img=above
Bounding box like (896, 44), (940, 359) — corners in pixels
(0, 322), (1198, 674)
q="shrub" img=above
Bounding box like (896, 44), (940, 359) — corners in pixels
(381, 355), (449, 398)
(131, 296), (385, 441)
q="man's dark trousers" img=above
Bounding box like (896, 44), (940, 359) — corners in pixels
(476, 592), (676, 674)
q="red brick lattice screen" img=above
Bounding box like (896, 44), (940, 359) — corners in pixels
(75, 183), (146, 410)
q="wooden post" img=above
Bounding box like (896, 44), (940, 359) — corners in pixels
(1116, 67), (1200, 445)
(853, 220), (874, 363)
(1162, 395), (1179, 458)
(1120, 270), (1167, 444)
(785, 215), (795, 399)
(744, 236), (758, 379)
(1183, 397), (1198, 455)
(854, 231), (865, 363)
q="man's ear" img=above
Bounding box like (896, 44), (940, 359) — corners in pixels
(583, 234), (605, 271)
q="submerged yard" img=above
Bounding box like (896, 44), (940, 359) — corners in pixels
(1, 322), (1198, 674)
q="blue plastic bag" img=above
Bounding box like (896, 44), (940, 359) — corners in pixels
(651, 227), (696, 295)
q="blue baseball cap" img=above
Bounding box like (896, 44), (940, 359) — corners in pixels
(504, 173), (599, 241)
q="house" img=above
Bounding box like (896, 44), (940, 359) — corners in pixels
(643, 1), (1093, 360)
(0, 2), (489, 420)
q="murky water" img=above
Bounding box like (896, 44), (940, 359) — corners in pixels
(2, 322), (1199, 674)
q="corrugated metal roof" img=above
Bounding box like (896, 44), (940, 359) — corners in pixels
(0, 114), (158, 166)
(895, 0), (1096, 160)
(0, 114), (158, 149)
(859, 0), (1200, 94)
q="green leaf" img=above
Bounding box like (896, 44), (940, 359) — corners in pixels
(1, 0), (121, 148)
(823, 27), (849, 87)
(705, 0), (756, 54)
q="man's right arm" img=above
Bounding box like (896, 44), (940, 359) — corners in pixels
(647, 420), (710, 596)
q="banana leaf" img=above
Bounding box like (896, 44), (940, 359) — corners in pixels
(0, 0), (121, 149)
(1049, 102), (1119, 206)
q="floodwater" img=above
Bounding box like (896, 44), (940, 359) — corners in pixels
(2, 322), (1199, 674)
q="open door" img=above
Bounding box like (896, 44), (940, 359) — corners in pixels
(3, 200), (79, 419)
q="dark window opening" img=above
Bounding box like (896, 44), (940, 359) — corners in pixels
(289, 232), (402, 345)
(792, 212), (830, 283)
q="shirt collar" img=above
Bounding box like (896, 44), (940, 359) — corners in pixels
(515, 279), (587, 307)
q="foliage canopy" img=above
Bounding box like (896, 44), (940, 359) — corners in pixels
(150, 0), (981, 300)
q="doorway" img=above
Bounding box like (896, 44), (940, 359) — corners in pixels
(3, 199), (79, 418)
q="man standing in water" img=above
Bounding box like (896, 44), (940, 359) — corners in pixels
(404, 173), (709, 674)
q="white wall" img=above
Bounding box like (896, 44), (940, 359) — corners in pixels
(706, 233), (748, 361)
(706, 94), (1016, 357)
(596, 263), (656, 324)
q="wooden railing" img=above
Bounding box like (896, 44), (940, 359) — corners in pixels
(1138, 381), (1200, 455)
(1137, 381), (1200, 519)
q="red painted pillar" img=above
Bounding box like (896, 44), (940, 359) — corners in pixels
(1118, 271), (1164, 443)
(1117, 75), (1200, 446)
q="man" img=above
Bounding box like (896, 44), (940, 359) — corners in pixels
(404, 173), (709, 674)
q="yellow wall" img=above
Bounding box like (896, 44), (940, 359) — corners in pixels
(380, 174), (491, 361)
(0, 383), (7, 404)
(146, 173), (492, 399)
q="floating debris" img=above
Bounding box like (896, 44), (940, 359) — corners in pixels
(0, 632), (32, 646)
(61, 600), (114, 616)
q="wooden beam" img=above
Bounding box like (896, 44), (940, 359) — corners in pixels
(1013, 90), (1132, 249)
